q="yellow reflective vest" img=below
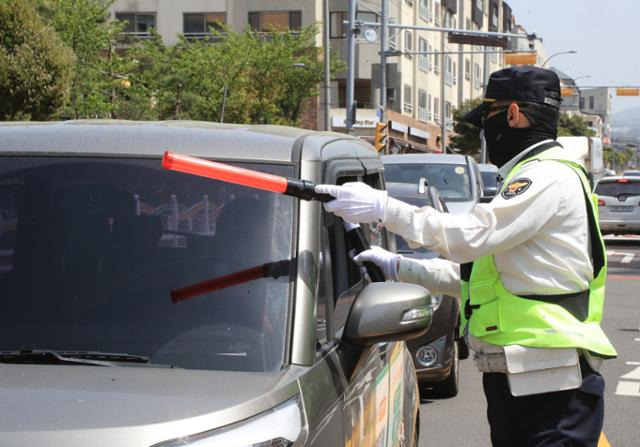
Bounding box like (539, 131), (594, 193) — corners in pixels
(460, 146), (617, 358)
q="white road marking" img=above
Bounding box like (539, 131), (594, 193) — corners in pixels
(606, 250), (636, 263)
(616, 381), (640, 397)
(621, 363), (640, 380)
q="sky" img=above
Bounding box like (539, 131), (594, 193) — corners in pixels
(505, 0), (640, 115)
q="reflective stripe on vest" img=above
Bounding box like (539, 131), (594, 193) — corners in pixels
(460, 145), (617, 358)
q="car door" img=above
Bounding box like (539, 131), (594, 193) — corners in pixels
(308, 157), (418, 446)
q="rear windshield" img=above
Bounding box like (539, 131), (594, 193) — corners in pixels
(595, 180), (640, 197)
(384, 163), (472, 201)
(0, 156), (294, 372)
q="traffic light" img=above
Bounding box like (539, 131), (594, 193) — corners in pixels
(374, 122), (388, 152)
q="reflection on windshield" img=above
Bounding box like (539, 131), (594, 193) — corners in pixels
(0, 157), (294, 372)
(384, 163), (472, 201)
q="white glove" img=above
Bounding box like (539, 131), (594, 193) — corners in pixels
(314, 182), (388, 224)
(353, 246), (401, 281)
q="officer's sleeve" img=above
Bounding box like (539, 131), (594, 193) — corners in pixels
(397, 257), (461, 298)
(383, 162), (562, 263)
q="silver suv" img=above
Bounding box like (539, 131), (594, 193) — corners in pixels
(0, 121), (431, 446)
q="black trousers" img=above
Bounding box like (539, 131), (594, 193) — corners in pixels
(482, 357), (605, 447)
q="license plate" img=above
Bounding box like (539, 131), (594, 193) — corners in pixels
(610, 206), (634, 212)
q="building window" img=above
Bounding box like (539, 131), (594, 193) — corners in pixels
(404, 84), (413, 114)
(434, 2), (441, 26)
(115, 12), (156, 36)
(427, 93), (433, 120)
(330, 12), (346, 38)
(404, 30), (413, 58)
(418, 37), (428, 72)
(248, 11), (302, 32)
(445, 55), (453, 86)
(589, 96), (595, 109)
(389, 18), (398, 49)
(464, 58), (471, 80)
(445, 101), (452, 128)
(474, 62), (482, 89)
(453, 61), (457, 85)
(330, 11), (378, 39)
(434, 97), (440, 124)
(488, 0), (499, 32)
(418, 89), (428, 122)
(419, 0), (432, 22)
(183, 12), (226, 38)
(434, 50), (440, 75)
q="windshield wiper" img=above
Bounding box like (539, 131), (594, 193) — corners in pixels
(0, 350), (150, 367)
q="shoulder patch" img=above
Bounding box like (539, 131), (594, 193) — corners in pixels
(501, 177), (532, 199)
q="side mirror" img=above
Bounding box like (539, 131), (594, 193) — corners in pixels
(343, 282), (432, 346)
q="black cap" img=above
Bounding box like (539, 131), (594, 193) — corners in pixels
(463, 65), (562, 128)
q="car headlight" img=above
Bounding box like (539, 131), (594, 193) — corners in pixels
(428, 294), (443, 312)
(153, 396), (307, 447)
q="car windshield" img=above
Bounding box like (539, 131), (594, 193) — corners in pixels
(384, 163), (472, 201)
(0, 157), (294, 372)
(595, 180), (640, 197)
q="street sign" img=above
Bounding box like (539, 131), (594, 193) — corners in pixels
(448, 32), (508, 49)
(504, 52), (536, 65)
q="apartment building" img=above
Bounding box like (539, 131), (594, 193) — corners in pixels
(553, 68), (612, 142)
(109, 0), (537, 152)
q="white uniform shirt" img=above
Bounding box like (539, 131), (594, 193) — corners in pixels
(386, 140), (593, 298)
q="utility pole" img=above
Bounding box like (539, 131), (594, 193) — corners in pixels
(480, 46), (491, 163)
(380, 0), (388, 125)
(439, 9), (446, 153)
(323, 0), (330, 131)
(346, 0), (357, 132)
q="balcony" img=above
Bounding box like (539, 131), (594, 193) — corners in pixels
(183, 32), (227, 42)
(403, 102), (413, 114)
(445, 72), (453, 86)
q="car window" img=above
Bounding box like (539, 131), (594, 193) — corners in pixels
(319, 171), (388, 339)
(595, 179), (640, 197)
(480, 170), (499, 189)
(384, 163), (472, 201)
(0, 157), (294, 372)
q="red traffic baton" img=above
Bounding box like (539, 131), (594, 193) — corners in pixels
(163, 151), (334, 202)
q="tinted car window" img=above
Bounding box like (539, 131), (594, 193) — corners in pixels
(480, 170), (499, 189)
(390, 196), (437, 258)
(384, 163), (472, 201)
(595, 180), (640, 197)
(0, 157), (294, 372)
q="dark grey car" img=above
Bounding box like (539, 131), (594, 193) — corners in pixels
(0, 121), (432, 446)
(385, 182), (468, 398)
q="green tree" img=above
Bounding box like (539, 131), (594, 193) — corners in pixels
(450, 98), (482, 156)
(124, 25), (344, 125)
(0, 0), (74, 120)
(50, 0), (129, 118)
(557, 113), (596, 137)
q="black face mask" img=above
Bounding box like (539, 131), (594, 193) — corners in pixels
(483, 106), (558, 168)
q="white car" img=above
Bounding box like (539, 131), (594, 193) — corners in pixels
(382, 154), (487, 214)
(595, 176), (640, 235)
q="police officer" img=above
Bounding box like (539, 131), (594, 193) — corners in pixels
(315, 66), (616, 447)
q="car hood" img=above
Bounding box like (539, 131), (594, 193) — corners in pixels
(0, 364), (299, 447)
(443, 200), (477, 215)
